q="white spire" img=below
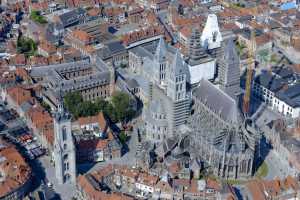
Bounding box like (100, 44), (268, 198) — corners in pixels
(201, 14), (222, 50)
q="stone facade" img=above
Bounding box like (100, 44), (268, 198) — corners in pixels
(129, 38), (191, 141)
(190, 79), (260, 179)
(53, 102), (77, 184)
(218, 38), (241, 101)
(143, 100), (168, 144)
(29, 57), (114, 102)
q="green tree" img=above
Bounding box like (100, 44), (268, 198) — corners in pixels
(111, 92), (135, 123)
(17, 36), (37, 57)
(104, 103), (118, 123)
(64, 92), (83, 118)
(63, 91), (135, 122)
(94, 98), (108, 112)
(41, 101), (51, 113)
(119, 131), (128, 144)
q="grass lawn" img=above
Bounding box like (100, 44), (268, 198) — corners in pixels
(255, 162), (269, 178)
(30, 10), (47, 24)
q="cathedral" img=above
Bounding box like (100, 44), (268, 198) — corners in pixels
(190, 79), (260, 179)
(130, 13), (261, 180)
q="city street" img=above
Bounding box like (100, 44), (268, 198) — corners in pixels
(38, 156), (76, 200)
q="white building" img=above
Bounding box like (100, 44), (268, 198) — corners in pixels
(254, 72), (300, 118)
(272, 84), (300, 118)
(135, 174), (158, 197)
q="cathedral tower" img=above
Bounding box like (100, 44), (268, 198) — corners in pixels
(167, 50), (187, 101)
(218, 38), (241, 101)
(166, 50), (190, 132)
(154, 37), (168, 86)
(188, 28), (208, 65)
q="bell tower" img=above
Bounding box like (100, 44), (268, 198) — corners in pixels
(53, 100), (76, 184)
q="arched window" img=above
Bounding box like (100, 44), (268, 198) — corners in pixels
(64, 173), (70, 182)
(62, 126), (67, 141)
(63, 154), (68, 160)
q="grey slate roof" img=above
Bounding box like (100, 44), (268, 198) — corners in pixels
(170, 50), (187, 77)
(193, 79), (240, 124)
(272, 66), (294, 80)
(20, 101), (33, 114)
(125, 78), (139, 89)
(97, 41), (126, 60)
(214, 129), (246, 154)
(155, 137), (178, 157)
(30, 58), (110, 94)
(106, 41), (126, 54)
(276, 83), (300, 108)
(254, 72), (286, 92)
(58, 8), (85, 28)
(130, 46), (154, 60)
(154, 37), (167, 62)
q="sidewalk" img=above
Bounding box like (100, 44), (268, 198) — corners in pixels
(39, 156), (77, 200)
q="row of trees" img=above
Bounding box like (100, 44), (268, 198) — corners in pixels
(64, 91), (135, 124)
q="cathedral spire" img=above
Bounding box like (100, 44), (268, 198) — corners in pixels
(224, 38), (239, 62)
(201, 14), (222, 50)
(155, 37), (167, 62)
(170, 50), (185, 76)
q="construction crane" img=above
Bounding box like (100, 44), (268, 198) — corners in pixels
(243, 21), (257, 115)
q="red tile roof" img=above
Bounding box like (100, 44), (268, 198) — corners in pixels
(0, 139), (31, 198)
(78, 112), (107, 132)
(7, 86), (33, 106)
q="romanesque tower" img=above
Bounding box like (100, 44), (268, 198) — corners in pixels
(154, 37), (168, 87)
(218, 38), (241, 101)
